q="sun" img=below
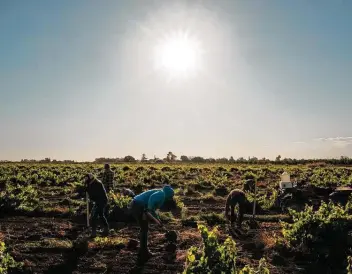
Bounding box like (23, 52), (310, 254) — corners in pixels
(153, 30), (203, 79)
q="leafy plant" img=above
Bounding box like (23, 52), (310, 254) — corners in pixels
(246, 188), (278, 211)
(159, 211), (174, 223)
(108, 192), (132, 209)
(0, 241), (23, 273)
(281, 201), (352, 267)
(183, 224), (270, 273)
(199, 212), (226, 226)
(89, 236), (126, 249)
(242, 172), (258, 181)
(0, 184), (39, 213)
(347, 255), (352, 274)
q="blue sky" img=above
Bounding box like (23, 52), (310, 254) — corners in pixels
(1, 0), (351, 161)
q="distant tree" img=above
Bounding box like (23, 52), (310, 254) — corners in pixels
(192, 156), (205, 163)
(229, 156), (235, 163)
(38, 158), (51, 163)
(276, 155), (281, 162)
(63, 160), (75, 163)
(237, 157), (246, 163)
(166, 152), (171, 161)
(141, 154), (148, 162)
(180, 155), (189, 162)
(124, 155), (136, 162)
(94, 157), (120, 163)
(206, 158), (216, 163)
(259, 157), (270, 164)
(166, 152), (177, 162)
(171, 153), (177, 161)
(152, 155), (162, 162)
(248, 157), (258, 164)
(217, 158), (229, 163)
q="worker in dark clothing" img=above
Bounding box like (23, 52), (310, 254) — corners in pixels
(225, 189), (248, 228)
(101, 164), (114, 217)
(243, 179), (255, 193)
(85, 173), (109, 237)
(102, 163), (114, 193)
(129, 185), (174, 262)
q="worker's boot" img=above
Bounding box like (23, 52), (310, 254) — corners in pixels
(91, 227), (97, 238)
(138, 232), (154, 262)
(145, 249), (155, 258)
(137, 248), (155, 262)
(102, 226), (109, 236)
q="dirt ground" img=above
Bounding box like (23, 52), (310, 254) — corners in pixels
(2, 164), (352, 273)
(0, 199), (300, 274)
(0, 166), (311, 274)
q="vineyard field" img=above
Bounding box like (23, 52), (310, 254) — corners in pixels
(1, 163), (352, 274)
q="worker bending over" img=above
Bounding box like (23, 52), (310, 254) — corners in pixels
(85, 173), (109, 237)
(225, 189), (248, 228)
(130, 185), (174, 261)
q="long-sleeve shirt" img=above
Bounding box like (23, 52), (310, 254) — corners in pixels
(133, 186), (174, 220)
(87, 179), (108, 205)
(102, 169), (114, 192)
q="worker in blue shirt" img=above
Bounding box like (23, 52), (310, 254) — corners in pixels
(130, 185), (174, 261)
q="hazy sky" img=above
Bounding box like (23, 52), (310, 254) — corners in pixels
(1, 0), (351, 161)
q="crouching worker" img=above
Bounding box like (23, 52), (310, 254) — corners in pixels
(225, 189), (248, 229)
(121, 188), (135, 198)
(130, 185), (174, 261)
(85, 173), (109, 237)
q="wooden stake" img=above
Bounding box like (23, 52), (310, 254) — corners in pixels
(252, 179), (257, 220)
(86, 192), (90, 227)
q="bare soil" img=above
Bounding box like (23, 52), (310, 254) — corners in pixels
(0, 197), (300, 274)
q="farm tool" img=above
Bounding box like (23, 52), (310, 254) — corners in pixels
(75, 192), (95, 238)
(86, 192), (90, 227)
(145, 211), (178, 240)
(145, 210), (178, 258)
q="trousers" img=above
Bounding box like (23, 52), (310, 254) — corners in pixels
(130, 200), (149, 253)
(91, 203), (109, 231)
(229, 195), (246, 226)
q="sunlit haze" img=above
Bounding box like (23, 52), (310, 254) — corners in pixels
(1, 0), (352, 161)
(154, 30), (204, 80)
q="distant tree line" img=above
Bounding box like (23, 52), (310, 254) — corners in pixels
(1, 153), (351, 165)
(15, 158), (76, 164)
(94, 153), (352, 166)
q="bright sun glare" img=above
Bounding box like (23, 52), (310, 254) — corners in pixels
(154, 30), (203, 79)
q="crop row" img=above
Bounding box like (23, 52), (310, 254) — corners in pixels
(1, 163), (352, 187)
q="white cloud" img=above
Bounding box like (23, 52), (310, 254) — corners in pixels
(314, 137), (352, 142)
(313, 136), (352, 148)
